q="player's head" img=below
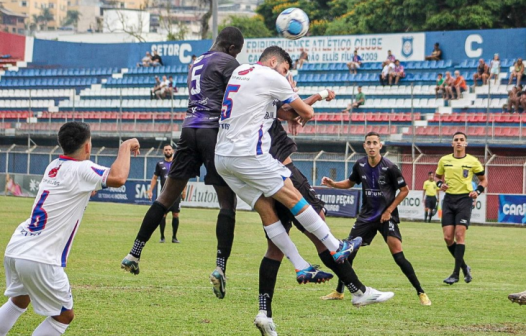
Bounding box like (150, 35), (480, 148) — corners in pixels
(163, 144), (174, 158)
(213, 27), (244, 58)
(428, 171), (434, 180)
(58, 121), (91, 159)
(452, 131), (468, 152)
(363, 131), (382, 158)
(259, 46), (293, 76)
(358, 86), (362, 92)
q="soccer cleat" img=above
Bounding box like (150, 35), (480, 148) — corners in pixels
(508, 290), (526, 305)
(463, 265), (472, 283)
(295, 265), (333, 284)
(210, 268), (226, 299)
(443, 273), (459, 285)
(320, 290), (344, 300)
(121, 254), (140, 275)
(351, 287), (395, 307)
(419, 293), (432, 306)
(331, 237), (362, 264)
(159, 238), (165, 243)
(172, 238), (180, 243)
(254, 311), (278, 336)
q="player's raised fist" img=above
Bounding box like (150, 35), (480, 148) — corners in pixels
(123, 138), (140, 156)
(321, 176), (334, 187)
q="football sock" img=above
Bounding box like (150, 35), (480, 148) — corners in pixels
(133, 201), (168, 255)
(172, 217), (179, 239)
(447, 243), (467, 270)
(428, 210), (434, 221)
(393, 252), (425, 294)
(264, 221), (309, 270)
(294, 206), (340, 251)
(32, 317), (68, 336)
(424, 212), (428, 222)
(0, 299), (26, 336)
(258, 257), (281, 318)
(216, 209), (236, 273)
(454, 244), (466, 275)
(159, 217), (166, 240)
(318, 250), (365, 294)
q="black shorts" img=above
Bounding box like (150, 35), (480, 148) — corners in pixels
(168, 127), (226, 186)
(273, 162), (326, 234)
(441, 193), (472, 228)
(166, 195), (182, 213)
(425, 196), (437, 210)
(348, 220), (402, 246)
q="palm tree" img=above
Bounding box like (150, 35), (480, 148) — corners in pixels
(40, 8), (54, 30)
(63, 10), (81, 28)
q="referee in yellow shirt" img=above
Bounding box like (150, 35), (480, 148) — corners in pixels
(435, 132), (487, 285)
(422, 172), (440, 222)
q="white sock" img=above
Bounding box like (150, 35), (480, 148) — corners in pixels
(294, 206), (340, 251)
(0, 299), (27, 336)
(32, 317), (69, 336)
(264, 221), (310, 270)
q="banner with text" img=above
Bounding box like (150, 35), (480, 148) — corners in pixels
(398, 190), (486, 223)
(182, 182), (251, 211)
(238, 33), (426, 65)
(498, 195), (526, 224)
(313, 187), (360, 218)
(90, 180), (154, 205)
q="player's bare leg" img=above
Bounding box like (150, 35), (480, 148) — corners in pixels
(121, 177), (188, 275)
(509, 290), (526, 305)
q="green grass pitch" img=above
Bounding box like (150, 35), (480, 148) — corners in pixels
(1, 196), (525, 335)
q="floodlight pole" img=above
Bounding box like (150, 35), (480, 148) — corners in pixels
(212, 0), (218, 41)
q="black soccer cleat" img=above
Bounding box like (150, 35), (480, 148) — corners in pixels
(443, 274), (459, 285)
(463, 265), (472, 283)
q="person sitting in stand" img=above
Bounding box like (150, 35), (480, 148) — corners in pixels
(425, 43), (442, 61)
(472, 59), (489, 87)
(151, 50), (163, 67)
(389, 60), (405, 85)
(342, 86), (366, 112)
(138, 52), (152, 67)
(347, 50), (362, 75)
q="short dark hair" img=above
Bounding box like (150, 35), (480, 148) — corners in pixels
(216, 26), (244, 50)
(435, 42), (440, 46)
(163, 144), (173, 149)
(58, 122), (91, 155)
(259, 46), (293, 70)
(438, 73), (443, 76)
(428, 171), (434, 175)
(453, 131), (467, 140)
(364, 131), (381, 140)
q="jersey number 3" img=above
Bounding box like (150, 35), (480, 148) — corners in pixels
(221, 85), (240, 121)
(29, 190), (49, 232)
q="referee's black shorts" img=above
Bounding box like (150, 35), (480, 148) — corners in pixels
(441, 193), (473, 228)
(425, 196), (437, 210)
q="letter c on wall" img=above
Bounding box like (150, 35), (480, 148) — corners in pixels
(465, 34), (483, 58)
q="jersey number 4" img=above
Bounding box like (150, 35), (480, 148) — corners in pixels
(221, 84), (240, 121)
(29, 190), (49, 232)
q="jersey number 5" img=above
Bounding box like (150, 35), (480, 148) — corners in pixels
(221, 85), (240, 121)
(190, 64), (204, 95)
(29, 190), (49, 232)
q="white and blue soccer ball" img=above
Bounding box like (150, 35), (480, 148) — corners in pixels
(276, 8), (309, 40)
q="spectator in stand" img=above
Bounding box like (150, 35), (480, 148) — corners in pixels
(151, 50), (163, 66)
(452, 70), (467, 100)
(150, 76), (161, 99)
(343, 86), (366, 112)
(435, 73), (445, 99)
(443, 71), (455, 101)
(188, 55), (197, 70)
(387, 50), (396, 62)
(472, 58), (489, 87)
(138, 52), (152, 67)
(163, 75), (177, 99)
(347, 50), (362, 75)
(509, 58), (524, 86)
(425, 43), (442, 61)
(488, 54), (500, 85)
(389, 60), (405, 85)
(507, 86), (520, 113)
(155, 75), (170, 100)
(520, 86), (526, 113)
(379, 60), (394, 86)
(294, 48), (309, 70)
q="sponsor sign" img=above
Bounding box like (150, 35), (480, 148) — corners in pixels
(238, 33), (425, 64)
(182, 182), (251, 211)
(313, 187), (360, 218)
(498, 195), (526, 224)
(91, 180), (154, 205)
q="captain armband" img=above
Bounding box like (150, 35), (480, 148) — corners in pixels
(475, 185), (485, 195)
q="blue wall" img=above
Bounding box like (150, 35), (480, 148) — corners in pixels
(32, 39), (212, 69)
(425, 28), (526, 64)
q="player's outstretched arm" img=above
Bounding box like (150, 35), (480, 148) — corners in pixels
(321, 177), (355, 189)
(288, 98), (314, 122)
(107, 138), (140, 188)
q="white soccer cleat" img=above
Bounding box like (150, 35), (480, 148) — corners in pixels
(351, 287), (394, 307)
(254, 310), (278, 336)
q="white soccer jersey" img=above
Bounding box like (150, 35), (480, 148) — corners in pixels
(4, 156), (110, 267)
(215, 63), (298, 157)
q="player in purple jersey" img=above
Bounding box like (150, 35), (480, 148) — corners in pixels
(321, 132), (431, 306)
(121, 27), (244, 300)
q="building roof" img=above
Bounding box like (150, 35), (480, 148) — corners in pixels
(0, 7), (28, 18)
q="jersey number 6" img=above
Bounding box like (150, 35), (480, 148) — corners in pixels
(29, 190), (49, 232)
(221, 84), (240, 121)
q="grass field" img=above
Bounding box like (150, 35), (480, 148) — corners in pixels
(1, 196), (525, 336)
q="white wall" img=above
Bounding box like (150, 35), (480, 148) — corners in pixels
(103, 9), (150, 34)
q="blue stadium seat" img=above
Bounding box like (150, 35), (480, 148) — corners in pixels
(79, 69), (86, 76)
(314, 63), (323, 71)
(353, 73), (362, 81)
(336, 63), (347, 71)
(340, 73), (350, 82)
(328, 63), (337, 71)
(412, 73), (422, 81)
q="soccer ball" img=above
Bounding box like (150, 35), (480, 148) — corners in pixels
(276, 8), (309, 40)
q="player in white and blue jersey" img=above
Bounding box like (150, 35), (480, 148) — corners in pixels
(0, 122), (139, 336)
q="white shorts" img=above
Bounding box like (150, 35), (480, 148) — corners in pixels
(4, 257), (73, 316)
(348, 62), (360, 68)
(215, 153), (291, 208)
(490, 68), (499, 75)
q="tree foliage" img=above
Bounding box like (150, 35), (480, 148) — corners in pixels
(63, 10), (81, 28)
(219, 15), (272, 38)
(255, 0), (526, 36)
